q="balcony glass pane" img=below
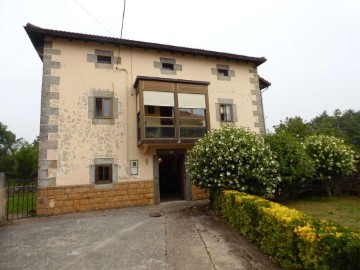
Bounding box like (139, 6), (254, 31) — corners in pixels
(179, 108), (205, 118)
(180, 127), (207, 138)
(145, 127), (175, 138)
(145, 105), (174, 117)
(180, 119), (206, 127)
(145, 118), (174, 126)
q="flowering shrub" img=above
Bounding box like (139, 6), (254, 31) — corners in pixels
(305, 135), (357, 196)
(265, 132), (315, 200)
(187, 125), (279, 196)
(211, 190), (360, 270)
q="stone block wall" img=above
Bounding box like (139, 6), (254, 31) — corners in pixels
(37, 180), (154, 216)
(191, 184), (210, 200)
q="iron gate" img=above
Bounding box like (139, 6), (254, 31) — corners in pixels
(6, 179), (37, 220)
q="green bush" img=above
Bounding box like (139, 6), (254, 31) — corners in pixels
(265, 132), (315, 200)
(305, 135), (357, 196)
(211, 190), (360, 270)
(187, 125), (279, 196)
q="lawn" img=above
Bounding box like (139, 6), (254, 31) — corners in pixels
(284, 195), (360, 232)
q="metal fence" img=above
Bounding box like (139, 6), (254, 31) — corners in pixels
(6, 178), (37, 220)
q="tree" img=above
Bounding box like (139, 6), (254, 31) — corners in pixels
(310, 109), (360, 152)
(305, 135), (357, 197)
(0, 122), (16, 177)
(274, 116), (313, 140)
(310, 111), (347, 141)
(13, 140), (39, 179)
(336, 109), (360, 151)
(187, 125), (279, 196)
(265, 132), (315, 201)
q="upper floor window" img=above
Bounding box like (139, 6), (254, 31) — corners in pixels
(220, 104), (233, 122)
(217, 68), (229, 77)
(95, 97), (112, 118)
(87, 49), (120, 69)
(162, 62), (175, 71)
(154, 57), (182, 75)
(212, 64), (235, 81)
(97, 55), (112, 64)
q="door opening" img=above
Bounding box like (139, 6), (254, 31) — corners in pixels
(158, 154), (185, 202)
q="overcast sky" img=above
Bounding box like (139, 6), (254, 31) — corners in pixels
(0, 0), (359, 142)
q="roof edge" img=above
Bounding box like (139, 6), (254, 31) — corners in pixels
(259, 76), (271, 90)
(24, 23), (267, 66)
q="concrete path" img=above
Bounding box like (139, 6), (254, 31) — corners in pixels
(0, 200), (281, 270)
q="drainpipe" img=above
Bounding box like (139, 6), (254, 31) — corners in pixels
(260, 87), (269, 135)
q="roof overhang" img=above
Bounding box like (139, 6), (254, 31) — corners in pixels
(259, 76), (271, 90)
(24, 23), (267, 66)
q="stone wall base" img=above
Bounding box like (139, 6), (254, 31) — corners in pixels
(37, 180), (154, 216)
(192, 185), (210, 200)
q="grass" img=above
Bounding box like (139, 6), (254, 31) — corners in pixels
(284, 195), (360, 232)
(7, 192), (37, 217)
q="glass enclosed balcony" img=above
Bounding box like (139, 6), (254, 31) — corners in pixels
(135, 77), (210, 145)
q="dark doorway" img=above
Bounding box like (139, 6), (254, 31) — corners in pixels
(158, 154), (185, 202)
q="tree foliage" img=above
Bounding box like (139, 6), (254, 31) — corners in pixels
(187, 125), (279, 196)
(273, 116), (313, 140)
(0, 122), (16, 178)
(0, 122), (38, 180)
(305, 135), (357, 196)
(13, 140), (39, 179)
(265, 132), (315, 200)
(311, 109), (360, 151)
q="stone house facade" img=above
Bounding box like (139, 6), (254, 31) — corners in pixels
(25, 23), (271, 216)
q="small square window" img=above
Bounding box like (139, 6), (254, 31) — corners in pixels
(95, 164), (112, 184)
(97, 55), (112, 64)
(218, 69), (229, 77)
(162, 63), (174, 70)
(95, 97), (113, 118)
(220, 104), (233, 122)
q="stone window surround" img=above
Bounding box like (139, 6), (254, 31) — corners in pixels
(87, 49), (121, 69)
(154, 57), (182, 75)
(215, 98), (238, 125)
(90, 158), (118, 188)
(211, 64), (235, 81)
(88, 89), (119, 125)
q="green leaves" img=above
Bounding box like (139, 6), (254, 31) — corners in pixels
(265, 132), (315, 200)
(187, 125), (279, 196)
(305, 135), (357, 196)
(305, 135), (357, 182)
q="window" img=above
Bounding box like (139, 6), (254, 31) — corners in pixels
(95, 97), (112, 118)
(162, 62), (174, 70)
(220, 104), (233, 122)
(97, 55), (112, 64)
(147, 106), (155, 114)
(218, 69), (229, 77)
(143, 91), (175, 138)
(178, 93), (207, 138)
(95, 164), (112, 184)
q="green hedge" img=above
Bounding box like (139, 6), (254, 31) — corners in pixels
(210, 190), (360, 270)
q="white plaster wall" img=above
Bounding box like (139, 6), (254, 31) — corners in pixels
(50, 39), (260, 186)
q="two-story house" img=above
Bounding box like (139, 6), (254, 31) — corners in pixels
(25, 23), (270, 216)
